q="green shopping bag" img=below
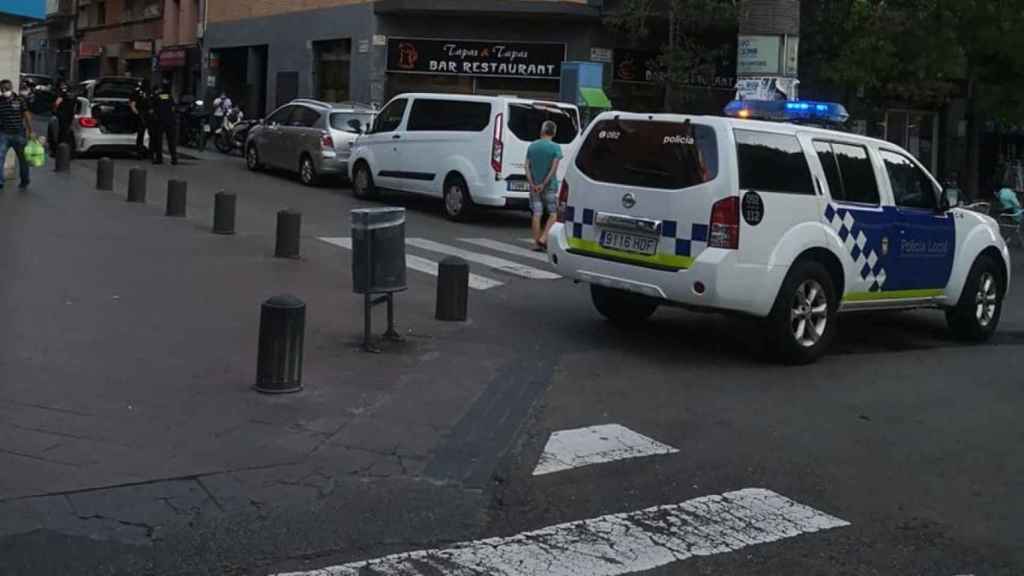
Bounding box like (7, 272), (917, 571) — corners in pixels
(25, 137), (46, 168)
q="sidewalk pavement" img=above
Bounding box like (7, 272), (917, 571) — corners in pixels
(0, 159), (524, 575)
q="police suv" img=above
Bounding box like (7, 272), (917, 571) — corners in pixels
(548, 101), (1010, 363)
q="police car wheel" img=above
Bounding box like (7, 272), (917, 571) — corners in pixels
(946, 255), (1003, 342)
(353, 162), (376, 199)
(590, 285), (658, 326)
(769, 260), (838, 365)
(246, 145), (262, 171)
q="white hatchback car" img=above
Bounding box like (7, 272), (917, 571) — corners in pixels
(548, 109), (1010, 363)
(349, 93), (581, 220)
(47, 77), (146, 156)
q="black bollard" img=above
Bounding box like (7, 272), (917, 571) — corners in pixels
(275, 210), (301, 259)
(55, 143), (71, 172)
(96, 157), (113, 191)
(254, 295), (305, 394)
(126, 168), (147, 203)
(166, 180), (187, 217)
(436, 256), (469, 321)
(213, 191), (236, 234)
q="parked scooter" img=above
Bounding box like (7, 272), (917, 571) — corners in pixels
(179, 96), (211, 150)
(214, 107), (255, 155)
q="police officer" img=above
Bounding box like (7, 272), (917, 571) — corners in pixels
(149, 78), (178, 165)
(128, 79), (151, 160)
(51, 80), (75, 157)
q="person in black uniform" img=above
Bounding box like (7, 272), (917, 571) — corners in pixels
(51, 81), (75, 157)
(128, 79), (151, 160)
(149, 78), (178, 165)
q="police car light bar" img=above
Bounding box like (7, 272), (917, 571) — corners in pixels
(724, 100), (850, 125)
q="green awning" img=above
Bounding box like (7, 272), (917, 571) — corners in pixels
(579, 87), (612, 109)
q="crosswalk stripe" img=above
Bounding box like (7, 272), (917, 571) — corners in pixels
(271, 488), (849, 576)
(407, 238), (561, 280)
(459, 237), (551, 263)
(532, 424), (679, 476)
(317, 237), (505, 291)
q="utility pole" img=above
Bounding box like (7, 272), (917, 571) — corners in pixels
(735, 0), (800, 101)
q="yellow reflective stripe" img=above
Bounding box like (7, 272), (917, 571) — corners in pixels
(567, 237), (693, 269)
(844, 288), (944, 302)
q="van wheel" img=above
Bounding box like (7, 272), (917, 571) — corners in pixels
(246, 144), (262, 171)
(591, 285), (658, 326)
(946, 255), (1003, 341)
(299, 155), (319, 186)
(767, 260), (838, 365)
(353, 162), (376, 199)
(443, 175), (473, 221)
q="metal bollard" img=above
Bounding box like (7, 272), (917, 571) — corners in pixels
(436, 256), (469, 321)
(126, 168), (147, 203)
(166, 180), (187, 217)
(254, 295), (305, 394)
(96, 157), (113, 191)
(213, 191), (236, 234)
(274, 210), (301, 259)
(55, 143), (71, 172)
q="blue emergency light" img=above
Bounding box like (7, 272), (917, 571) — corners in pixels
(724, 100), (850, 125)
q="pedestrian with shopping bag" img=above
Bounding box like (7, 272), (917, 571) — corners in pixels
(0, 78), (35, 189)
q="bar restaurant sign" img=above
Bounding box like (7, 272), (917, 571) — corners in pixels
(386, 37), (565, 79)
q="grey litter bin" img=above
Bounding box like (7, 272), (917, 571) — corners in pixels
(351, 207), (407, 294)
(351, 207), (407, 352)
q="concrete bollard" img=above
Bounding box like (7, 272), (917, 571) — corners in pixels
(126, 168), (147, 203)
(254, 294), (305, 394)
(96, 157), (113, 191)
(213, 191), (236, 235)
(166, 180), (187, 217)
(55, 143), (71, 172)
(436, 256), (469, 321)
(275, 210), (301, 259)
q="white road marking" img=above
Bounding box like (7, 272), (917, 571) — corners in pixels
(459, 238), (551, 263)
(532, 424), (680, 476)
(317, 237), (504, 291)
(271, 488), (849, 576)
(407, 238), (561, 280)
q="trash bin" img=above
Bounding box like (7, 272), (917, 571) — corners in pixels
(352, 207), (407, 294)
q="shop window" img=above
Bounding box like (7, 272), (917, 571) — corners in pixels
(813, 141), (880, 205)
(315, 39), (351, 103)
(407, 99), (492, 132)
(735, 130), (814, 195)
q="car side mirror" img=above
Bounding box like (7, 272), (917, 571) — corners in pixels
(937, 190), (953, 212)
(347, 119), (362, 133)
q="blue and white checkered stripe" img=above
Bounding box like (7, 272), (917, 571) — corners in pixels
(824, 205), (886, 292)
(565, 205), (708, 259)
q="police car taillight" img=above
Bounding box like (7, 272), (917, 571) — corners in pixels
(556, 180), (569, 223)
(709, 196), (740, 249)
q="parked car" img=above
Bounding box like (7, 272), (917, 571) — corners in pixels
(348, 93), (582, 221)
(245, 99), (375, 186)
(46, 77), (145, 156)
(548, 106), (1010, 364)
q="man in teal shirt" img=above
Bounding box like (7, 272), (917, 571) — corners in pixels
(526, 120), (563, 250)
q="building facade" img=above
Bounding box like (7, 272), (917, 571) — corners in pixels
(202, 0), (736, 118)
(74, 0), (164, 81)
(4, 0), (46, 82)
(22, 0), (75, 81)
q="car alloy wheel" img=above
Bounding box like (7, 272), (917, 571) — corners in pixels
(975, 271), (999, 327)
(300, 157), (315, 185)
(790, 278), (829, 348)
(246, 145), (259, 170)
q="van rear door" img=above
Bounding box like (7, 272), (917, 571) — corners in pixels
(565, 116), (722, 270)
(500, 101), (580, 190)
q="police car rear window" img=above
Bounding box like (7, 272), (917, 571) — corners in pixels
(735, 130), (814, 195)
(575, 119), (718, 190)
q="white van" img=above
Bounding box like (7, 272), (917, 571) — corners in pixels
(348, 93), (581, 220)
(548, 110), (1010, 363)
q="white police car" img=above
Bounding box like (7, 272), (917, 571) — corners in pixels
(547, 100), (1011, 363)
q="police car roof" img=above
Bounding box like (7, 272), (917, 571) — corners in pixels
(596, 111), (892, 149)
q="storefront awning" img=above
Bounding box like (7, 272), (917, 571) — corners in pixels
(579, 87), (611, 109)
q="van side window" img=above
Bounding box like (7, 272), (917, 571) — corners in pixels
(371, 98), (407, 134)
(575, 119), (717, 190)
(735, 130), (814, 195)
(507, 103), (578, 144)
(880, 150), (940, 210)
(407, 99), (491, 132)
(813, 141), (880, 205)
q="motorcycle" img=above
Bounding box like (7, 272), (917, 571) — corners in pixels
(179, 97), (211, 150)
(214, 107), (255, 155)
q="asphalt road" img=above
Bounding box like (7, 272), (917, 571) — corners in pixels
(2, 147), (1023, 575)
